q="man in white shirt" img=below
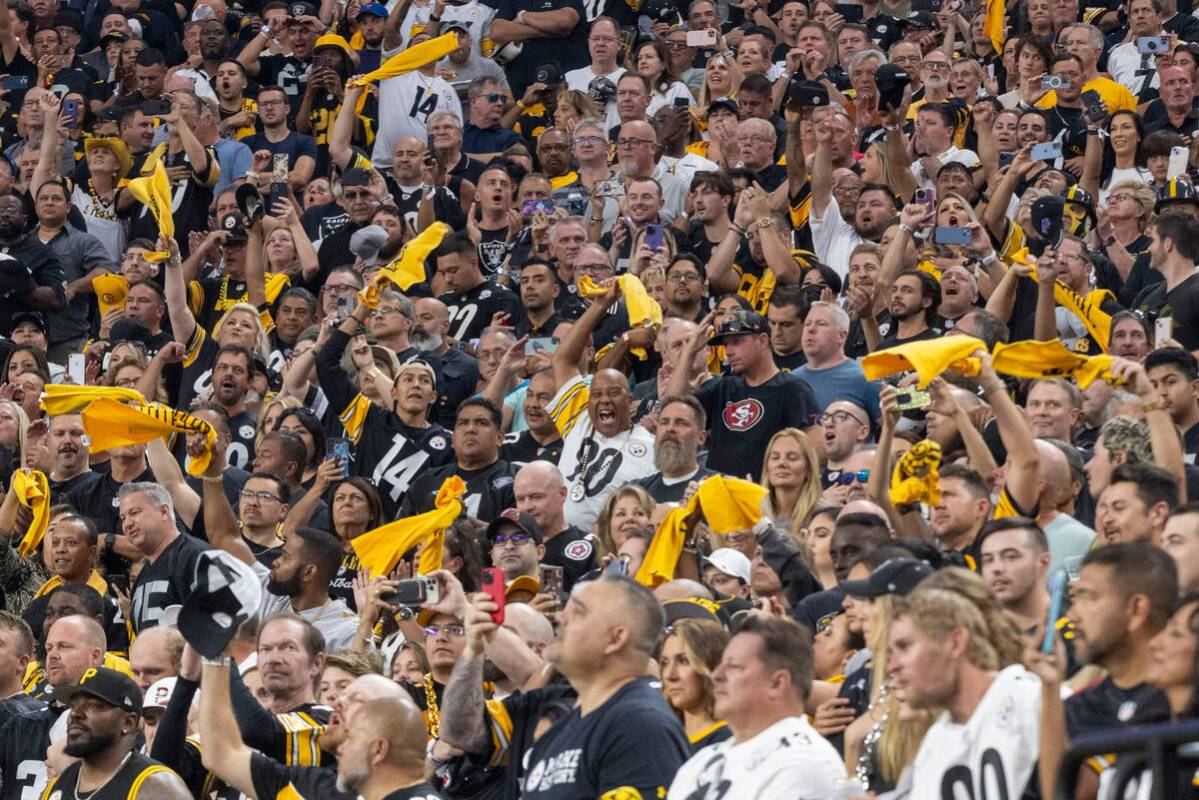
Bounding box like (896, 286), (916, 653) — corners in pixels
(564, 16), (625, 132)
(889, 573), (1042, 798)
(667, 616), (845, 799)
(1107, 0), (1166, 96)
(911, 102), (980, 189)
(372, 30), (463, 170)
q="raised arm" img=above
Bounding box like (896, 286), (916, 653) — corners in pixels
(881, 111), (917, 203)
(706, 193), (753, 293)
(975, 352), (1040, 514)
(236, 29), (269, 76)
(1033, 250), (1060, 342)
(550, 281), (620, 390)
(809, 112), (834, 217)
(667, 311), (715, 399)
(31, 93), (62, 193)
(198, 652), (258, 798)
(1120, 358), (1187, 502)
(146, 436), (200, 527)
(163, 236), (197, 347)
(329, 84), (365, 172)
(200, 458), (255, 567)
(784, 107), (806, 193)
(439, 592), (499, 754)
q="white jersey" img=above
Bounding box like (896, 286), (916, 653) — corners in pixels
(565, 65), (625, 133)
(372, 71), (463, 169)
(667, 715), (846, 800)
(396, 0), (496, 55)
(907, 665), (1042, 800)
(549, 374), (656, 530)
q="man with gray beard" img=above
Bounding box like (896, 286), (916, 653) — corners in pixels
(633, 395), (717, 503)
(414, 296), (481, 428)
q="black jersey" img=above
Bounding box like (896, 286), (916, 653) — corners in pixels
(41, 751), (180, 800)
(540, 527), (598, 591)
(229, 669), (333, 768)
(0, 701), (54, 800)
(60, 466), (155, 576)
(399, 460), (518, 524)
(519, 676), (688, 800)
(225, 409), (259, 471)
(1065, 677), (1171, 736)
(177, 326), (221, 411)
(249, 753), (350, 800)
(388, 182), (467, 234)
(130, 532), (210, 633)
(0, 695), (42, 734)
(438, 281), (520, 344)
(502, 430), (563, 466)
(695, 371), (820, 479)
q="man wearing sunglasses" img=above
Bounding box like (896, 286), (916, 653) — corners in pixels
(488, 509), (545, 586)
(463, 77), (521, 161)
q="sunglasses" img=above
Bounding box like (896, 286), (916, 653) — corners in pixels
(493, 532), (533, 546)
(830, 469), (870, 486)
(423, 625), (465, 637)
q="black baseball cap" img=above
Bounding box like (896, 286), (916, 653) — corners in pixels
(289, 1), (320, 17)
(875, 63), (911, 111)
(840, 558), (933, 598)
(178, 550), (262, 658)
(486, 508), (543, 545)
(56, 9), (84, 33)
(708, 309), (769, 344)
(707, 97), (739, 117)
(57, 667), (143, 714)
(10, 311), (45, 334)
(108, 318), (155, 347)
(899, 10), (938, 28)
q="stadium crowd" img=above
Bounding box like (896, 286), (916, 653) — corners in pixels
(0, 0), (1191, 795)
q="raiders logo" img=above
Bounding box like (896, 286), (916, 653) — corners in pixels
(722, 399), (764, 431)
(564, 539), (593, 561)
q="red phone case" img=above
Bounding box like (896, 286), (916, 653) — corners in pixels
(482, 568), (506, 624)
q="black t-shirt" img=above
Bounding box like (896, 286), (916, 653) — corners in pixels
(400, 459), (518, 523)
(753, 163), (787, 193)
(130, 532), (210, 633)
(435, 346), (482, 429)
(877, 322), (944, 350)
(388, 182), (467, 234)
(502, 430), (563, 465)
(0, 701), (52, 800)
(773, 350), (806, 371)
(519, 676), (689, 800)
(696, 371), (820, 479)
(123, 145), (219, 260)
(632, 467), (719, 504)
(487, 0), (588, 97)
(250, 754), (351, 800)
(438, 280), (521, 343)
(541, 526), (598, 590)
(1064, 677), (1171, 736)
(1162, 272), (1199, 350)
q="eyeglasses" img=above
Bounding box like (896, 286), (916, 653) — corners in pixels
(921, 61), (951, 73)
(589, 35), (619, 43)
(666, 39), (690, 48)
(819, 410), (866, 426)
(371, 306), (403, 316)
(831, 469), (870, 485)
(482, 92), (504, 103)
(735, 135), (772, 145)
(616, 138), (653, 147)
(575, 262), (613, 274)
(326, 283), (358, 295)
(493, 532), (533, 546)
(1108, 193), (1137, 204)
(258, 99), (286, 108)
(423, 625), (466, 637)
(240, 490), (283, 503)
(573, 135), (605, 145)
(342, 189), (374, 200)
(667, 272), (702, 284)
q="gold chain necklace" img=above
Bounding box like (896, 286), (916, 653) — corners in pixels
(423, 673), (440, 738)
(86, 179), (115, 221)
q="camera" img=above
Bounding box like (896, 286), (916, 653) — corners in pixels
(786, 77), (828, 109)
(1137, 35), (1170, 54)
(534, 62), (563, 86)
(588, 76), (616, 106)
(1040, 75), (1066, 90)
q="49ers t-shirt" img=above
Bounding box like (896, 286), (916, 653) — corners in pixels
(695, 371), (820, 479)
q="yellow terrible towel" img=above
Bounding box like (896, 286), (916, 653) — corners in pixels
(890, 440), (942, 510)
(347, 33), (461, 88)
(81, 399), (217, 476)
(577, 274), (663, 359)
(41, 385), (145, 416)
(124, 158), (174, 260)
(352, 475), (466, 576)
(12, 469), (49, 557)
(991, 339), (1115, 389)
(862, 336), (986, 387)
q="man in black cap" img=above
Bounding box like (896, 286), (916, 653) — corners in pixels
(488, 509), (545, 584)
(45, 668), (190, 799)
(669, 308), (821, 479)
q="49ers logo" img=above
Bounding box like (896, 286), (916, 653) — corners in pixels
(723, 399), (764, 431)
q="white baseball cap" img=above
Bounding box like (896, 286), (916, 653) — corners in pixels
(703, 548), (752, 584)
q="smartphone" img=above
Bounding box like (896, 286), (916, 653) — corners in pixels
(595, 180), (625, 198)
(0, 75), (28, 91)
(524, 336), (558, 356)
(933, 226), (972, 245)
(644, 223), (664, 251)
(481, 567), (506, 624)
(1169, 146), (1189, 179)
(1030, 141), (1062, 161)
(834, 2), (863, 21)
(336, 295), (354, 322)
(1081, 89), (1106, 121)
(326, 436), (350, 477)
(108, 574), (129, 594)
(520, 198), (554, 216)
(1156, 316), (1173, 346)
(605, 554), (630, 577)
(68, 353), (85, 385)
(63, 98), (80, 128)
(998, 151), (1015, 167)
(673, 96), (690, 109)
(685, 28), (717, 47)
(1137, 35), (1171, 55)
(380, 577), (439, 606)
(895, 389), (932, 411)
(1040, 75), (1066, 90)
(539, 564), (565, 604)
(915, 186), (936, 205)
(1042, 571), (1067, 654)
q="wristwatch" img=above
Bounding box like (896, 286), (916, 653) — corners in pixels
(755, 217), (774, 229)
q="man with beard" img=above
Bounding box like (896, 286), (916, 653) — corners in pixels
(352, 2), (388, 72)
(332, 698), (439, 798)
(683, 171), (733, 266)
(399, 398), (517, 523)
(809, 114), (898, 278)
(0, 614), (105, 800)
(317, 302), (454, 516)
(208, 344), (259, 469)
(662, 256), (706, 323)
(878, 269), (941, 348)
(930, 463), (992, 566)
(513, 460), (596, 589)
(634, 395), (716, 504)
(241, 85), (317, 190)
(513, 260), (562, 337)
(375, 134), (468, 233)
(0, 194), (64, 336)
(1145, 214), (1199, 350)
(366, 290), (442, 382)
(488, 510), (544, 584)
(42, 667), (189, 800)
(238, 2), (322, 116)
(414, 296), (482, 429)
(503, 370), (565, 465)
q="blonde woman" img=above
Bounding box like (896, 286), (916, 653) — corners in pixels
(255, 395), (301, 451)
(761, 428), (823, 542)
(554, 89), (603, 139)
(698, 54), (741, 109)
(593, 484), (656, 555)
(658, 619), (731, 752)
(859, 139), (916, 205)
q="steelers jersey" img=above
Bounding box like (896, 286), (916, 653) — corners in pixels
(40, 751), (178, 800)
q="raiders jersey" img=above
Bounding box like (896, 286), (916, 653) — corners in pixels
(437, 280), (520, 344)
(399, 460), (518, 523)
(40, 751), (179, 800)
(0, 701), (55, 800)
(668, 715), (844, 800)
(548, 375), (655, 531)
(908, 665), (1041, 799)
(130, 533), (210, 633)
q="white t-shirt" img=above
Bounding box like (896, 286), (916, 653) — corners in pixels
(667, 715), (846, 799)
(372, 71), (463, 169)
(647, 81), (696, 117)
(908, 665), (1042, 800)
(549, 374), (656, 530)
(660, 151), (719, 190)
(911, 145), (981, 188)
(1107, 40), (1161, 96)
(565, 65), (625, 133)
(809, 196), (862, 279)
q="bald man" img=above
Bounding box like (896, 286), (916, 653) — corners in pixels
(514, 461), (598, 588)
(128, 626), (183, 693)
(1035, 439), (1098, 577)
(492, 603), (553, 694)
(335, 696), (434, 797)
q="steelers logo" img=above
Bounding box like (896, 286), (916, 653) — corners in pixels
(599, 788), (644, 800)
